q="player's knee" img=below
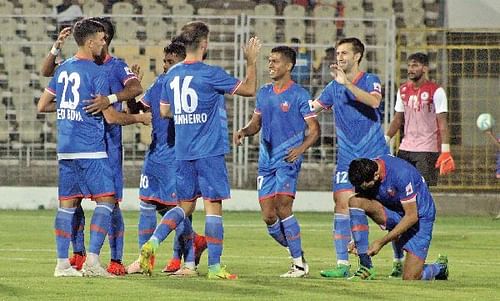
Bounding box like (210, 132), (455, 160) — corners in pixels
(402, 270), (421, 280)
(262, 214), (278, 225)
(348, 196), (363, 209)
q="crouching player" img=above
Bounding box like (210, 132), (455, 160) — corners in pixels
(346, 155), (449, 280)
(126, 41), (206, 275)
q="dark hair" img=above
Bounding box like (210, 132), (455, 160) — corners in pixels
(348, 158), (378, 187)
(336, 37), (365, 64)
(408, 52), (429, 66)
(271, 45), (297, 71)
(72, 18), (105, 46)
(89, 17), (115, 46)
(164, 42), (186, 59)
(179, 21), (209, 52)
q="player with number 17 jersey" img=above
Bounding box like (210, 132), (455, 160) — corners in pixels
(47, 56), (110, 158)
(160, 61), (241, 161)
(317, 72), (389, 191)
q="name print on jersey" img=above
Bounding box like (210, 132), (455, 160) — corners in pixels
(56, 71), (83, 121)
(170, 75), (208, 125)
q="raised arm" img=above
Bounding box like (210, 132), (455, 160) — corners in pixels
(234, 37), (261, 97)
(40, 27), (72, 77)
(332, 64), (381, 108)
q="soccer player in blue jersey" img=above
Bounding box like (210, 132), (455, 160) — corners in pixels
(310, 37), (392, 278)
(37, 19), (149, 277)
(346, 155), (449, 281)
(125, 41), (207, 276)
(138, 21), (261, 279)
(40, 17), (144, 275)
(233, 46), (320, 277)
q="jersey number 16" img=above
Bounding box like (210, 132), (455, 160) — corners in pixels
(170, 76), (198, 114)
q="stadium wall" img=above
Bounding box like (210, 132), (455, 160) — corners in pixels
(0, 186), (498, 216)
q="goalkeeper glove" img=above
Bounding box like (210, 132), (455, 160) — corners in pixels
(435, 144), (455, 175)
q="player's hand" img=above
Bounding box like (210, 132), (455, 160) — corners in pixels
(139, 112), (152, 125)
(54, 27), (72, 50)
(330, 63), (349, 85)
(243, 36), (261, 64)
(84, 95), (111, 114)
(285, 147), (304, 163)
(131, 64), (143, 82)
(347, 240), (358, 256)
(233, 130), (245, 146)
(367, 239), (383, 257)
(435, 152), (455, 175)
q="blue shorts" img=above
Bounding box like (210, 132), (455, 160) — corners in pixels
(332, 160), (354, 193)
(176, 155), (230, 202)
(258, 161), (301, 201)
(58, 159), (115, 200)
(383, 208), (434, 261)
(107, 148), (123, 202)
(139, 151), (177, 206)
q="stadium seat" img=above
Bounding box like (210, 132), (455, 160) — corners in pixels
(122, 124), (137, 146)
(254, 3), (276, 16)
(112, 2), (135, 15)
(141, 71), (157, 89)
(0, 0), (14, 15)
(284, 20), (306, 42)
(114, 19), (138, 42)
(283, 4), (306, 18)
(26, 18), (48, 41)
(139, 124), (151, 146)
(82, 1), (104, 17)
(145, 18), (168, 42)
(316, 0), (337, 5)
(112, 45), (140, 63)
(253, 19), (275, 43)
(0, 18), (18, 41)
(372, 0), (394, 17)
(313, 4), (336, 18)
(314, 22), (336, 45)
(404, 7), (425, 27)
(0, 104), (8, 142)
(22, 1), (48, 15)
(343, 21), (366, 39)
(142, 2), (167, 15)
(171, 4), (194, 33)
(16, 106), (39, 143)
(343, 4), (364, 18)
(167, 0), (187, 6)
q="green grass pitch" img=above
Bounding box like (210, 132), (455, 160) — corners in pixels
(0, 210), (498, 300)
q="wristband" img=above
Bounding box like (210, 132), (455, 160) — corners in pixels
(384, 135), (390, 144)
(441, 143), (450, 152)
(108, 94), (118, 104)
(50, 46), (60, 56)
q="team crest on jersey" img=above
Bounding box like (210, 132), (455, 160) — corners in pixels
(420, 91), (429, 101)
(405, 182), (414, 196)
(280, 101), (290, 112)
(387, 188), (395, 197)
(171, 192), (176, 199)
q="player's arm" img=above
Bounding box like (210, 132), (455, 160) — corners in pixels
(285, 116), (320, 162)
(234, 37), (261, 97)
(37, 90), (56, 113)
(367, 197), (418, 256)
(102, 106), (151, 126)
(331, 64), (381, 108)
(310, 99), (326, 114)
(233, 112), (262, 145)
(40, 27), (72, 77)
(85, 78), (143, 114)
(160, 103), (173, 119)
(434, 88), (455, 175)
(386, 112), (404, 142)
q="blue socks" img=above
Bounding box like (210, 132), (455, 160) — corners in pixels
(350, 208), (372, 268)
(421, 263), (442, 280)
(172, 217), (185, 260)
(180, 218), (195, 264)
(55, 207), (76, 259)
(138, 201), (157, 249)
(109, 204), (124, 261)
(392, 241), (404, 261)
(334, 213), (351, 262)
(89, 203), (114, 255)
(151, 206), (185, 243)
(281, 215), (303, 259)
(71, 205), (85, 254)
(205, 215), (223, 267)
(267, 219), (288, 247)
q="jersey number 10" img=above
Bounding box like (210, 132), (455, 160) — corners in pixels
(170, 76), (199, 114)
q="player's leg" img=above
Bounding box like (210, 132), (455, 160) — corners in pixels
(260, 196), (289, 247)
(346, 196), (386, 280)
(54, 160), (83, 277)
(415, 152), (440, 187)
(197, 155), (236, 280)
(69, 200), (86, 271)
(107, 154), (126, 275)
(80, 158), (116, 277)
(170, 212), (198, 277)
(321, 166), (354, 278)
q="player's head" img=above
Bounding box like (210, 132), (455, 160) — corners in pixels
(72, 18), (106, 59)
(89, 17), (115, 46)
(348, 158), (381, 191)
(179, 21), (209, 58)
(163, 41), (186, 73)
(407, 52), (429, 82)
(268, 46), (296, 81)
(336, 37), (364, 70)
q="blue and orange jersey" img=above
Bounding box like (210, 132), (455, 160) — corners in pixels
(317, 72), (388, 164)
(101, 55), (139, 151)
(255, 81), (316, 168)
(374, 154), (436, 220)
(140, 73), (175, 163)
(46, 56), (110, 159)
(160, 61), (241, 160)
